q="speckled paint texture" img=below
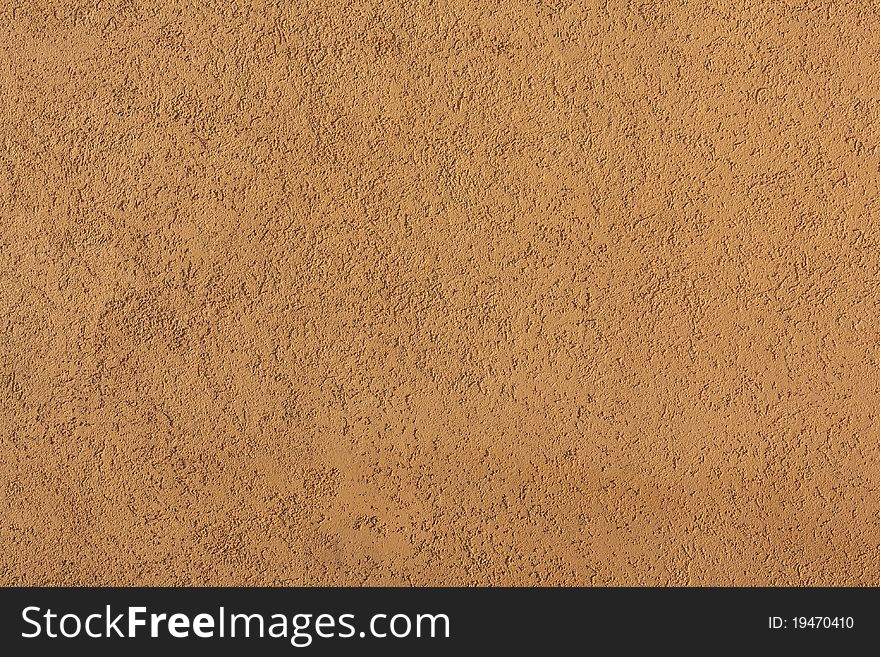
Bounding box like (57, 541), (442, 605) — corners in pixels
(1, 0), (879, 586)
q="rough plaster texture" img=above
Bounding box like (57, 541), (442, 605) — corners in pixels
(1, 0), (879, 586)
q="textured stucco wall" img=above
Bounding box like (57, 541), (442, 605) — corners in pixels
(1, 1), (879, 585)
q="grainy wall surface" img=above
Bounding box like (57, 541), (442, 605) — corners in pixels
(1, 0), (879, 586)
